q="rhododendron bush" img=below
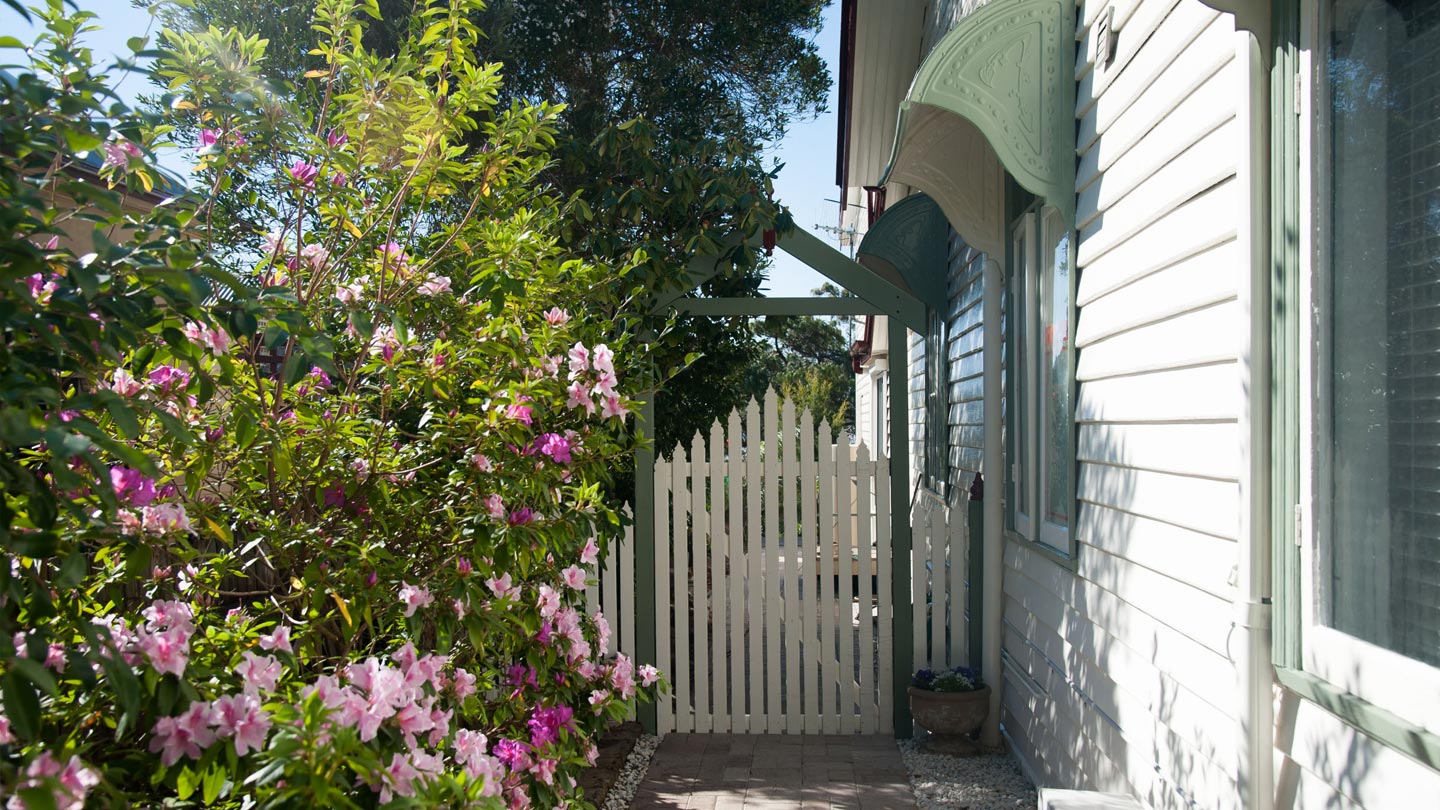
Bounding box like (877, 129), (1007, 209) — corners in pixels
(0, 0), (666, 805)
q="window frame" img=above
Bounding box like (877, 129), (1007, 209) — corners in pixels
(1005, 200), (1076, 564)
(1288, 0), (1440, 743)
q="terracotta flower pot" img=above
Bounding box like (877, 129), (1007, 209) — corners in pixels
(908, 684), (991, 756)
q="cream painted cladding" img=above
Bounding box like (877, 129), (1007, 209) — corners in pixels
(1000, 1), (1246, 809)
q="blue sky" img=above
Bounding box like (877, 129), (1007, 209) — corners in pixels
(13, 1), (846, 298)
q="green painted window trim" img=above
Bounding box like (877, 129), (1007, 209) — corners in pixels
(1003, 183), (1078, 571)
(1268, 0), (1440, 766)
(1275, 667), (1440, 771)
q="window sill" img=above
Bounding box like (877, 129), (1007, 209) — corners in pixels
(1004, 528), (1077, 571)
(1275, 666), (1440, 770)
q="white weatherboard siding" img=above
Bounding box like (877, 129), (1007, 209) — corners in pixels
(1000, 1), (1244, 808)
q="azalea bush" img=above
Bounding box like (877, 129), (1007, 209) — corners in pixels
(0, 0), (667, 806)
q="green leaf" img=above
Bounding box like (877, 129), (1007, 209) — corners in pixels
(11, 657), (58, 697)
(11, 530), (57, 558)
(2, 670), (41, 740)
(14, 788), (55, 810)
(202, 764), (227, 804)
(177, 765), (197, 800)
(55, 551), (87, 589)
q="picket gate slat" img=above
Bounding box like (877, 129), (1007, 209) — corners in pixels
(929, 495), (946, 668)
(780, 398), (797, 734)
(817, 422), (838, 734)
(800, 409), (819, 732)
(836, 430), (856, 734)
(912, 499), (928, 672)
(726, 409), (745, 732)
(708, 420), (727, 732)
(620, 515), (637, 720)
(745, 398), (764, 734)
(673, 447), (691, 733)
(948, 503), (965, 668)
(876, 454), (894, 732)
(762, 389), (781, 733)
(654, 460), (672, 733)
(856, 443), (876, 734)
(690, 432), (711, 733)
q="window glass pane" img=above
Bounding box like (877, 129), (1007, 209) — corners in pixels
(1322, 0), (1440, 667)
(1041, 212), (1072, 528)
(1013, 229), (1029, 522)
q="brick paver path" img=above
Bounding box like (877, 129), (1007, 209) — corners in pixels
(632, 734), (916, 810)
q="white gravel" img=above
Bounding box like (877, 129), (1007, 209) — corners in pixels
(899, 738), (1037, 810)
(601, 733), (660, 810)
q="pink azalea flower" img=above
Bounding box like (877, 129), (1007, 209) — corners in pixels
(379, 242), (410, 274)
(639, 664), (660, 687)
(301, 243), (329, 270)
(141, 502), (191, 536)
(27, 272), (57, 305)
(182, 321), (232, 355)
(335, 278), (365, 304)
(149, 704), (215, 766)
(543, 307), (569, 326)
(472, 453), (494, 472)
(585, 743), (599, 766)
(566, 342), (589, 378)
(589, 690), (610, 712)
(537, 585), (561, 619)
(601, 393), (629, 420)
(288, 159), (319, 188)
(561, 565), (586, 590)
(533, 757), (558, 785)
(110, 466), (157, 507)
(486, 573), (517, 601)
(258, 625), (292, 653)
(139, 626), (190, 677)
(236, 651), (281, 694)
(592, 344), (615, 375)
(506, 401), (534, 425)
(595, 612), (612, 652)
(0, 713), (13, 745)
(380, 752), (420, 803)
(484, 494), (506, 520)
(262, 230), (289, 257)
(594, 370), (619, 398)
(101, 140), (142, 170)
(581, 538), (600, 567)
(451, 667), (478, 699)
(398, 583), (434, 617)
(210, 693), (271, 756)
(417, 274), (451, 296)
(108, 368), (144, 397)
(147, 364), (190, 395)
(566, 380), (596, 414)
(16, 752), (100, 810)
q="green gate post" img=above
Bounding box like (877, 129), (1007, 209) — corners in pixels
(634, 394), (658, 733)
(889, 316), (913, 738)
(967, 491), (984, 670)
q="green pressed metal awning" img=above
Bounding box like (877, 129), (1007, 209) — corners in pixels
(855, 192), (948, 312)
(880, 0), (1076, 257)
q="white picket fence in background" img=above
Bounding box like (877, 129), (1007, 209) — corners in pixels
(583, 510), (637, 720)
(650, 389), (895, 735)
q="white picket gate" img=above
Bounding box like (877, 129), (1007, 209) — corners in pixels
(649, 389), (894, 734)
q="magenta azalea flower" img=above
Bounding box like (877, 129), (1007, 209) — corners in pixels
(287, 159), (319, 188)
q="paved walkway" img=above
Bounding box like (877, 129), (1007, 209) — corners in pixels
(633, 734), (917, 810)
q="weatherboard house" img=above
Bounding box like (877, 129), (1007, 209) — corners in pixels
(838, 0), (1440, 808)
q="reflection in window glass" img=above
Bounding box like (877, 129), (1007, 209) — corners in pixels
(1322, 0), (1440, 667)
(1042, 213), (1071, 529)
(1013, 229), (1030, 523)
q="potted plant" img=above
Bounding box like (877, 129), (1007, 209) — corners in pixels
(908, 666), (990, 755)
